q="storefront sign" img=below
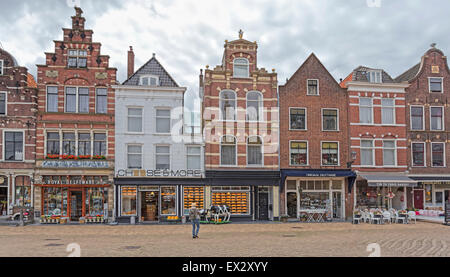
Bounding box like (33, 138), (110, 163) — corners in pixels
(116, 169), (203, 178)
(42, 160), (110, 168)
(368, 182), (416, 188)
(305, 173), (338, 177)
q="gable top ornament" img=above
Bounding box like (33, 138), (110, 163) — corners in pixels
(239, 29), (244, 39)
(431, 43), (437, 48)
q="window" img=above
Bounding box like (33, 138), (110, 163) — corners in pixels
(322, 109), (338, 131)
(46, 132), (60, 155)
(431, 143), (445, 167)
(47, 86), (58, 112)
(127, 108), (143, 133)
(65, 87), (77, 113)
(187, 146), (201, 170)
(156, 146), (170, 170)
(290, 141), (308, 166)
(307, 80), (319, 95)
(78, 87), (89, 113)
(140, 75), (159, 86)
(359, 98), (373, 124)
(96, 88), (107, 114)
(381, 98), (395, 124)
(411, 106), (424, 130)
(14, 176), (31, 207)
(247, 136), (262, 166)
(246, 91), (262, 121)
(121, 187), (137, 216)
(220, 91), (236, 121)
(78, 133), (91, 156)
(233, 58), (249, 78)
(160, 187), (176, 215)
(430, 107), (444, 131)
(412, 143), (425, 167)
(0, 92), (5, 115)
(290, 108), (306, 130)
(429, 78), (443, 93)
(4, 132), (23, 161)
(360, 140), (374, 166)
(93, 133), (107, 156)
(127, 145), (142, 169)
(65, 87), (89, 113)
(383, 141), (396, 166)
(0, 60), (3, 75)
(367, 70), (382, 83)
(212, 186), (250, 215)
(62, 133), (76, 155)
(220, 136), (236, 166)
(322, 142), (338, 166)
(156, 109), (171, 133)
(68, 49), (87, 68)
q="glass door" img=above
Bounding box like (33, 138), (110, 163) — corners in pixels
(141, 191), (159, 222)
(332, 192), (342, 219)
(286, 192), (297, 218)
(70, 190), (83, 221)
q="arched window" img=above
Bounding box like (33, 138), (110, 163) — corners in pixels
(246, 91), (263, 122)
(219, 90), (236, 121)
(247, 136), (263, 166)
(220, 135), (237, 166)
(233, 58), (249, 78)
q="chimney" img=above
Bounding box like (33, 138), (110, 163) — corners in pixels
(127, 46), (135, 79)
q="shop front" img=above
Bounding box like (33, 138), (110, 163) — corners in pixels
(281, 170), (356, 221)
(408, 176), (450, 212)
(355, 173), (417, 211)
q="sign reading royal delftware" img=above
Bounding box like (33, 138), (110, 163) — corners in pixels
(42, 160), (110, 168)
(116, 169), (203, 178)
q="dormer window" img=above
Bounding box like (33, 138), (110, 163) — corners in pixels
(68, 50), (87, 68)
(367, 70), (382, 83)
(233, 58), (249, 78)
(0, 60), (3, 75)
(140, 75), (159, 86)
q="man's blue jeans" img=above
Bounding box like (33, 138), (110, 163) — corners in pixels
(192, 219), (200, 237)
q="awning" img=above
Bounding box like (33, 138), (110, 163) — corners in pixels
(409, 176), (450, 184)
(281, 169), (357, 193)
(360, 174), (418, 187)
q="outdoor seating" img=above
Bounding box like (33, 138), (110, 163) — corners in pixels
(395, 211), (407, 224)
(407, 211), (417, 224)
(361, 211), (370, 223)
(370, 212), (382, 224)
(382, 211), (391, 224)
(353, 211), (362, 224)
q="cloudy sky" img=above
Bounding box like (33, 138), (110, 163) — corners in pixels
(1, 0), (449, 114)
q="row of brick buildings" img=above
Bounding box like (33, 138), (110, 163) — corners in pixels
(0, 7), (448, 223)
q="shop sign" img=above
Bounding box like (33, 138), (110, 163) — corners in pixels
(116, 169), (203, 178)
(368, 182), (416, 188)
(42, 160), (109, 168)
(424, 182), (450, 186)
(305, 173), (337, 177)
(39, 179), (106, 185)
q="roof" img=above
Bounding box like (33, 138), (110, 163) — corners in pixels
(122, 55), (179, 87)
(27, 73), (37, 88)
(394, 63), (421, 82)
(0, 48), (19, 67)
(350, 66), (395, 83)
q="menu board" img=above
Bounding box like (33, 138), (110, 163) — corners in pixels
(445, 203), (450, 225)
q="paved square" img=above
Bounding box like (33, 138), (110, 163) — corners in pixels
(0, 222), (448, 257)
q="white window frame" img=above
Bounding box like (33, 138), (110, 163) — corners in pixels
(289, 107), (307, 131)
(411, 142), (426, 168)
(359, 97), (373, 124)
(0, 91), (7, 116)
(139, 75), (160, 86)
(155, 145), (171, 170)
(381, 98), (396, 125)
(360, 139), (375, 166)
(220, 135), (237, 167)
(155, 108), (171, 134)
(320, 141), (340, 166)
(289, 140), (309, 167)
(64, 86), (90, 113)
(120, 186), (137, 217)
(186, 145), (202, 170)
(428, 77), (443, 93)
(431, 142), (446, 168)
(46, 85), (59, 113)
(95, 87), (108, 114)
(246, 91), (263, 122)
(0, 60), (3, 75)
(246, 135), (264, 167)
(127, 144), (143, 169)
(126, 106), (144, 134)
(410, 105), (425, 131)
(219, 90), (237, 121)
(307, 79), (319, 96)
(67, 49), (87, 68)
(367, 70), (382, 83)
(382, 140), (397, 167)
(321, 108), (339, 131)
(2, 130), (25, 162)
(430, 106), (445, 131)
(233, 58), (250, 78)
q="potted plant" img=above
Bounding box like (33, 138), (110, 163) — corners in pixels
(280, 215), (288, 223)
(300, 213), (308, 222)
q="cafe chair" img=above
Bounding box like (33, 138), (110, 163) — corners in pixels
(382, 211), (392, 224)
(370, 212), (381, 224)
(395, 211), (407, 224)
(353, 212), (362, 224)
(407, 211), (417, 224)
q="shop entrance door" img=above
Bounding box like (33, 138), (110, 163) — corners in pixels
(257, 192), (269, 220)
(332, 192), (342, 219)
(0, 187), (7, 215)
(286, 192), (297, 218)
(70, 191), (83, 221)
(414, 190), (424, 210)
(445, 191), (450, 204)
(141, 191), (159, 222)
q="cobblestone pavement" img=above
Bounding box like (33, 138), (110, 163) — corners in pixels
(0, 222), (448, 257)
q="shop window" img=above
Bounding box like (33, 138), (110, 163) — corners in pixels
(359, 98), (373, 124)
(425, 185), (433, 205)
(360, 140), (374, 166)
(247, 136), (262, 166)
(161, 187), (176, 215)
(68, 49), (87, 68)
(287, 180), (297, 190)
(127, 107), (143, 133)
(411, 106), (424, 130)
(95, 88), (107, 114)
(127, 145), (142, 169)
(290, 141), (308, 166)
(62, 132), (76, 155)
(300, 192), (328, 210)
(322, 109), (338, 131)
(430, 107), (444, 131)
(121, 187), (137, 216)
(156, 109), (171, 133)
(78, 133), (91, 156)
(220, 90), (236, 121)
(381, 98), (395, 125)
(431, 143), (445, 167)
(4, 132), (23, 161)
(307, 79), (319, 95)
(187, 146), (201, 170)
(383, 141), (396, 166)
(290, 108), (306, 130)
(233, 58), (249, 78)
(429, 77), (443, 93)
(0, 92), (6, 115)
(211, 186), (250, 215)
(85, 188), (105, 217)
(43, 187), (68, 217)
(46, 132), (60, 155)
(14, 176), (31, 207)
(93, 133), (107, 156)
(412, 143), (425, 167)
(332, 180), (342, 190)
(299, 181), (307, 190)
(220, 136), (237, 166)
(322, 142), (339, 166)
(246, 91), (262, 122)
(436, 191), (443, 206)
(183, 187), (204, 214)
(156, 146), (170, 170)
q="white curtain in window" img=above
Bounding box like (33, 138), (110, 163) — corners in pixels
(381, 99), (394, 124)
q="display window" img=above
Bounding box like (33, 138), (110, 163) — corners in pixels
(86, 188), (106, 217)
(43, 187), (68, 217)
(160, 186), (177, 215)
(183, 186), (204, 214)
(14, 176), (32, 207)
(121, 186), (137, 216)
(212, 186), (250, 215)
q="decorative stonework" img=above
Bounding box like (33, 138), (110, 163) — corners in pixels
(95, 72), (108, 80)
(432, 65), (439, 73)
(45, 70), (58, 78)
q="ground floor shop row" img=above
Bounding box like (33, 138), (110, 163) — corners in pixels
(0, 171), (34, 216)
